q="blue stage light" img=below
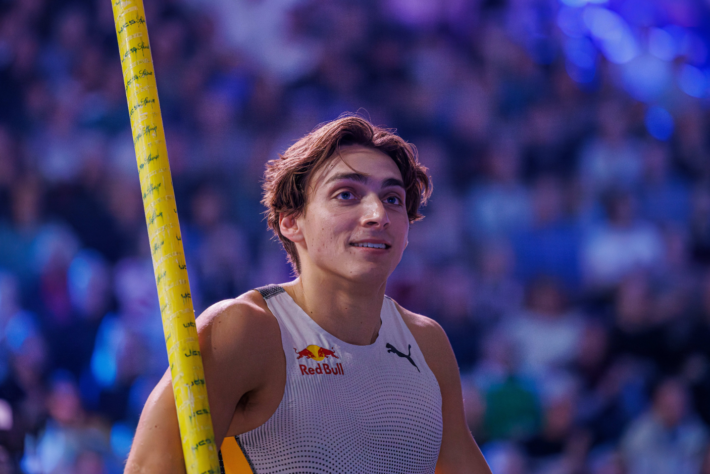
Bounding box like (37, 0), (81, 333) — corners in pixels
(678, 64), (707, 98)
(648, 28), (676, 61)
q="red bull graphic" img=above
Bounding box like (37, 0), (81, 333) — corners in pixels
(294, 345), (344, 376)
(294, 345), (339, 361)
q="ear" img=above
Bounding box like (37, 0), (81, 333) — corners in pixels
(279, 213), (304, 244)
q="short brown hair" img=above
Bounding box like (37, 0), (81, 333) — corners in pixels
(261, 115), (432, 274)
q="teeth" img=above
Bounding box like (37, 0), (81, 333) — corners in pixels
(352, 243), (386, 249)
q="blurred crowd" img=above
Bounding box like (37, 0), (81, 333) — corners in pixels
(1, 0), (710, 472)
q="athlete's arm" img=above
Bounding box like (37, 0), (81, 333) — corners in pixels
(395, 303), (492, 474)
(124, 292), (282, 473)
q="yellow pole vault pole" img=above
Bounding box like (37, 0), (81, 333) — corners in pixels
(110, 1), (220, 472)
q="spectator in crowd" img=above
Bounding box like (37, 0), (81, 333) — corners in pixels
(512, 175), (582, 290)
(621, 378), (708, 474)
(577, 99), (643, 200)
(25, 371), (113, 474)
(504, 276), (584, 381)
(637, 141), (691, 226)
(466, 132), (531, 240)
(470, 330), (541, 443)
(608, 274), (667, 371)
(582, 191), (664, 290)
(574, 320), (637, 446)
(471, 240), (523, 329)
(522, 380), (590, 474)
(185, 182), (250, 307)
(430, 263), (480, 370)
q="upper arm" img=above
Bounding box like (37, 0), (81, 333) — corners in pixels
(125, 291), (280, 473)
(395, 303), (492, 474)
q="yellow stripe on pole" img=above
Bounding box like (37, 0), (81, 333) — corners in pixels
(110, 1), (220, 472)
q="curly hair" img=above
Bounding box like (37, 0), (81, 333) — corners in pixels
(261, 114), (433, 274)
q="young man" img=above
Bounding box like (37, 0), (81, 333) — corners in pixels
(125, 116), (491, 473)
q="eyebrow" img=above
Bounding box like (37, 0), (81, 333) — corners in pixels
(325, 172), (405, 190)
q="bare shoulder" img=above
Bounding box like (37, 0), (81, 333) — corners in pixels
(197, 289), (281, 363)
(197, 289), (285, 436)
(388, 298), (457, 377)
(197, 288), (271, 328)
(389, 299), (449, 351)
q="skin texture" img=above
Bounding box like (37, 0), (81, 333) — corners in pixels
(124, 147), (491, 474)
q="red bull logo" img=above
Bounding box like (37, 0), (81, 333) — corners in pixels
(294, 345), (344, 376)
(294, 345), (339, 361)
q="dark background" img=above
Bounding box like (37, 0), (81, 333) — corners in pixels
(1, 0), (710, 472)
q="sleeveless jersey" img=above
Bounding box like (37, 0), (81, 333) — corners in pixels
(219, 284), (443, 473)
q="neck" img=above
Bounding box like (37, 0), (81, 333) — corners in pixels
(282, 273), (386, 346)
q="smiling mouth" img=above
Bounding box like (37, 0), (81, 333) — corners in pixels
(350, 243), (390, 249)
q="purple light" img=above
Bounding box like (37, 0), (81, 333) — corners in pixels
(559, 0), (608, 6)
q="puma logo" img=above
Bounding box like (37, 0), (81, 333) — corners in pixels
(386, 343), (420, 372)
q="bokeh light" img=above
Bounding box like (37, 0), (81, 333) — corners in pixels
(645, 106), (674, 140)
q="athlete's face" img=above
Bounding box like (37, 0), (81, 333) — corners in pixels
(281, 146), (409, 284)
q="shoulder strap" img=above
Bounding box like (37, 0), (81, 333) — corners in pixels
(255, 284), (285, 300)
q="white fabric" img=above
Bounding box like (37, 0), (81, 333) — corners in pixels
(236, 285), (443, 473)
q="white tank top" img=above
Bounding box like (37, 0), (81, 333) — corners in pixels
(219, 284), (443, 474)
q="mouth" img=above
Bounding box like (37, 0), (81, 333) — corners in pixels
(350, 242), (391, 250)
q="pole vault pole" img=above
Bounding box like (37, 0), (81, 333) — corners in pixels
(110, 1), (220, 472)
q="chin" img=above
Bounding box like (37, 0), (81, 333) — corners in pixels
(342, 263), (394, 284)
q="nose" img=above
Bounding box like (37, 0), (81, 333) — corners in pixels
(361, 194), (389, 228)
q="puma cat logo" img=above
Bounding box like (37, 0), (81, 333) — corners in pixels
(386, 343), (420, 372)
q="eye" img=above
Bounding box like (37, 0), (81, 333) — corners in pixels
(385, 195), (403, 206)
(336, 191), (355, 200)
